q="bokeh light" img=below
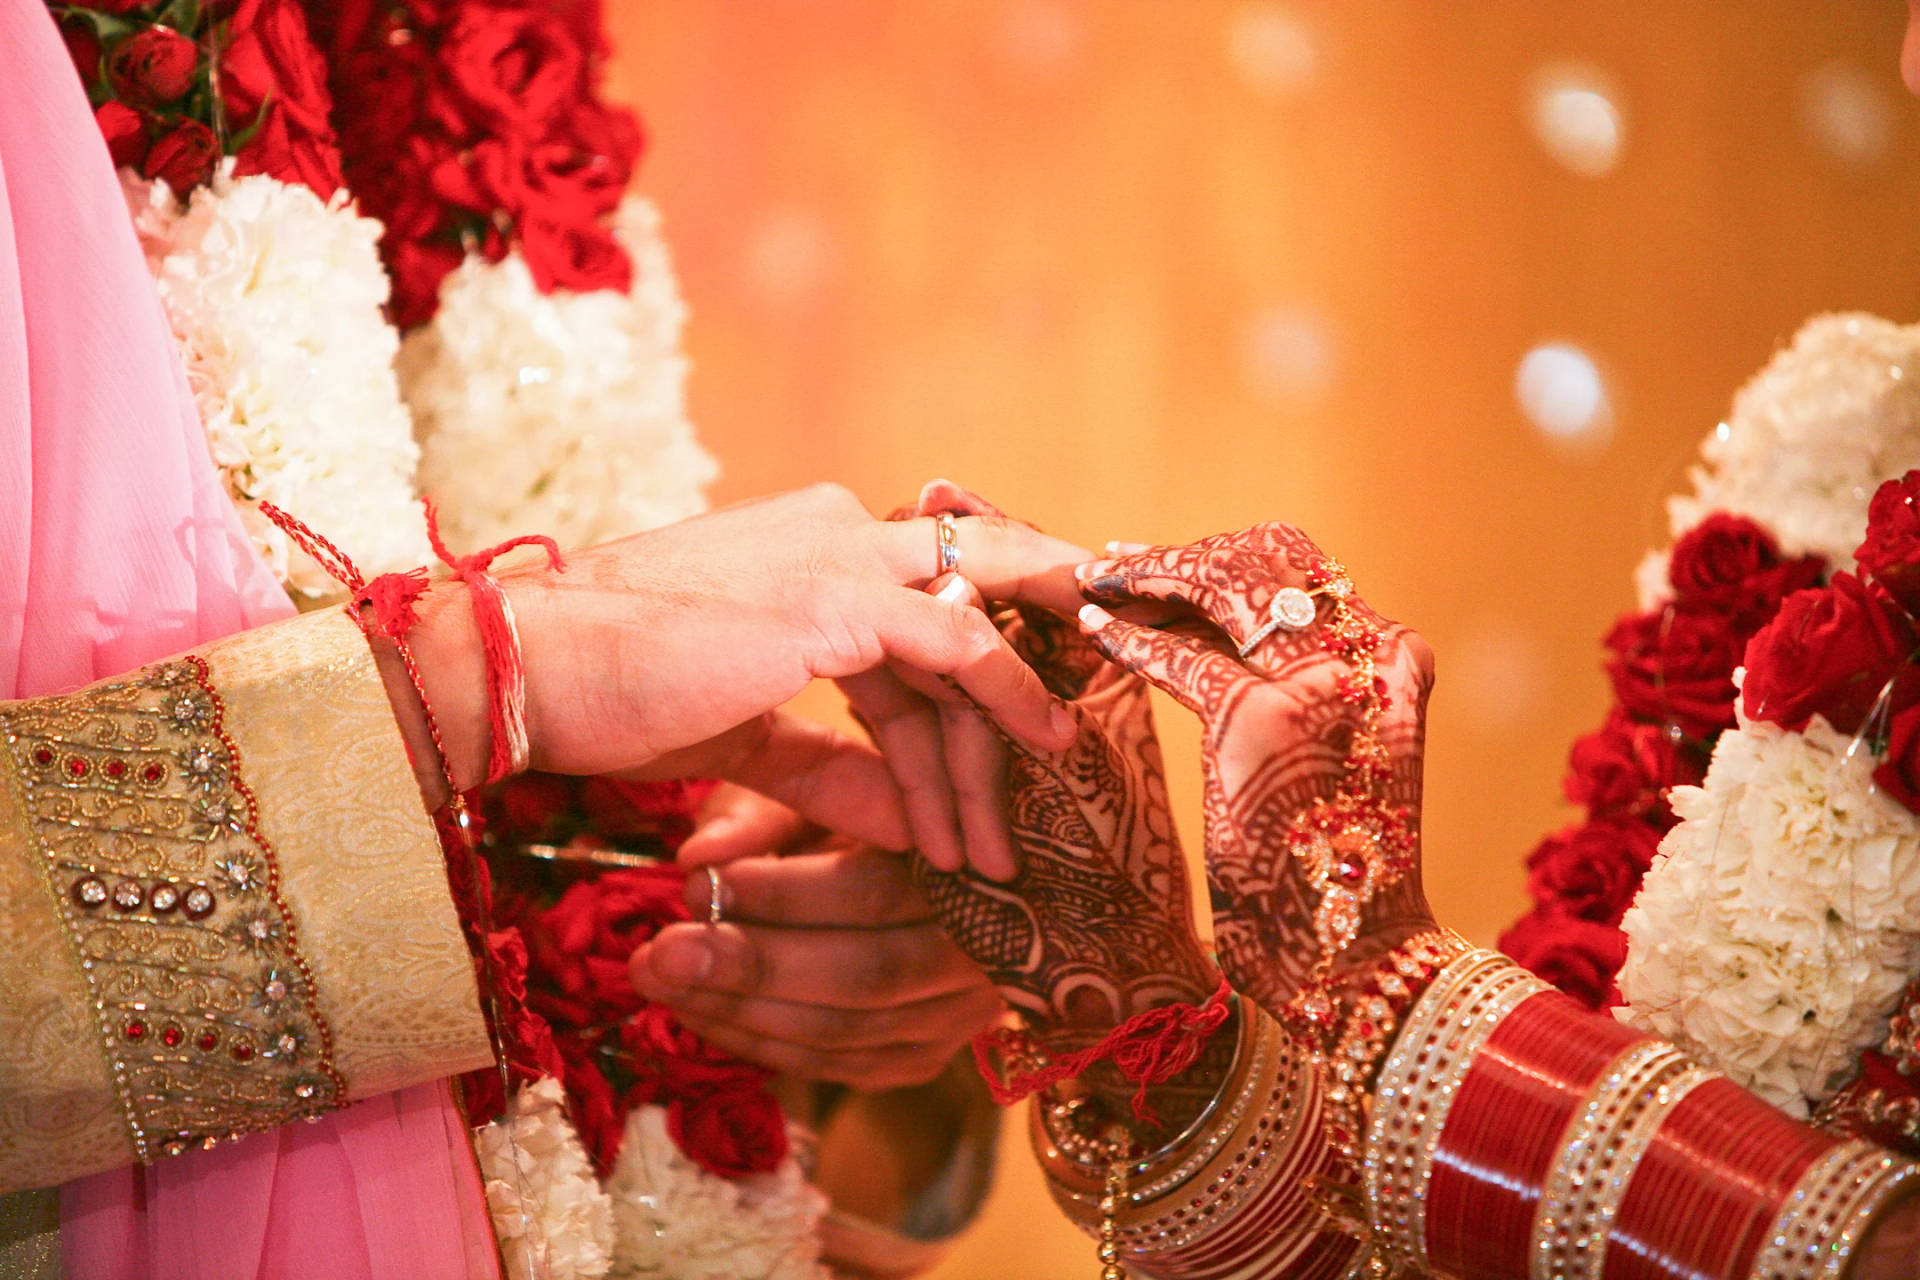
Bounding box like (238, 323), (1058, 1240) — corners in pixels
(1226, 3), (1318, 98)
(1515, 342), (1612, 447)
(1528, 65), (1625, 176)
(1799, 62), (1893, 168)
(1240, 305), (1335, 406)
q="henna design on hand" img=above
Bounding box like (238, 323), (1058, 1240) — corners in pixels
(1082, 524), (1438, 1017)
(914, 606), (1218, 1046)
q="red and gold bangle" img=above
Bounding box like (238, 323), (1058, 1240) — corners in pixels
(1363, 948), (1551, 1270)
(1315, 929), (1473, 1164)
(1035, 1005), (1363, 1280)
(1748, 1141), (1920, 1280)
(1424, 985), (1652, 1277)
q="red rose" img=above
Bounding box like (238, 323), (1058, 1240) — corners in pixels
(1665, 513), (1824, 634)
(1741, 573), (1918, 735)
(107, 26), (198, 109)
(142, 119), (218, 193)
(1563, 709), (1702, 819)
(621, 1006), (763, 1107)
(440, 5), (588, 131)
(1857, 471), (1920, 617)
(1498, 907), (1627, 1009)
(222, 0), (344, 197)
(86, 0), (151, 14)
(514, 102), (642, 224)
(1603, 604), (1742, 742)
(385, 238), (465, 330)
(62, 18), (105, 85)
(1523, 818), (1662, 926)
(1874, 700), (1920, 813)
(518, 216), (632, 295)
(94, 101), (150, 170)
(667, 1088), (789, 1179)
(524, 867), (689, 1028)
(556, 1034), (625, 1171)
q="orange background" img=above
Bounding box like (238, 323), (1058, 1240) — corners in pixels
(606, 4), (1920, 1275)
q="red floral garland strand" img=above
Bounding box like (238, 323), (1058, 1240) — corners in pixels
(1500, 513), (1821, 1007)
(304, 0), (644, 327)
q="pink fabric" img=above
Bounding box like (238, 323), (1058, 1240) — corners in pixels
(0, 4), (499, 1277)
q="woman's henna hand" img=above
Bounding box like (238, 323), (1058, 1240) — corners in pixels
(1078, 524), (1438, 1018)
(913, 603), (1226, 1124)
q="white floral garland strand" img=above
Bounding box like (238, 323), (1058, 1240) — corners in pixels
(1660, 312), (1920, 577)
(475, 1080), (828, 1280)
(122, 164), (430, 599)
(1618, 709), (1920, 1116)
(399, 196), (718, 555)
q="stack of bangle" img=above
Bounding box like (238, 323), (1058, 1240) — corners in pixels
(1033, 1000), (1367, 1280)
(1367, 948), (1920, 1280)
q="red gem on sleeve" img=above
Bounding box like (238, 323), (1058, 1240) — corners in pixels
(66, 757), (90, 779)
(161, 1025), (184, 1047)
(196, 1029), (219, 1052)
(125, 1019), (148, 1041)
(103, 758), (128, 780)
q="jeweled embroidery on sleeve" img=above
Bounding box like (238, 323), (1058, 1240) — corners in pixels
(0, 656), (345, 1160)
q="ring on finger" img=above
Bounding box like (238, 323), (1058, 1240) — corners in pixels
(1236, 559), (1355, 658)
(934, 512), (963, 577)
(704, 866), (725, 926)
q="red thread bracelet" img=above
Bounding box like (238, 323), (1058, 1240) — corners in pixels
(422, 500), (564, 784)
(262, 500), (564, 788)
(973, 976), (1234, 1125)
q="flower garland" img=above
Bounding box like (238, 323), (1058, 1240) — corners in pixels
(398, 195), (716, 553)
(51, 0), (787, 1265)
(1503, 313), (1920, 1153)
(120, 164), (432, 596)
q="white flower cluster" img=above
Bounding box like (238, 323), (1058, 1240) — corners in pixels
(1618, 714), (1920, 1115)
(1668, 312), (1920, 567)
(475, 1078), (619, 1280)
(399, 197), (718, 555)
(123, 166), (429, 599)
(605, 1106), (829, 1280)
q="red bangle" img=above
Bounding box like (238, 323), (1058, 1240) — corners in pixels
(1608, 1078), (1836, 1280)
(1425, 989), (1644, 1277)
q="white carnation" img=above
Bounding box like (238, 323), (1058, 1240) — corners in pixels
(1618, 715), (1920, 1114)
(474, 1078), (618, 1280)
(127, 165), (429, 598)
(401, 196), (718, 554)
(606, 1106), (828, 1280)
(1668, 313), (1920, 566)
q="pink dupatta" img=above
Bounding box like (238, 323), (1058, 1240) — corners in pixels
(0, 4), (498, 1275)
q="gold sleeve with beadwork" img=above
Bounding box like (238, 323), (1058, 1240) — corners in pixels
(0, 610), (494, 1194)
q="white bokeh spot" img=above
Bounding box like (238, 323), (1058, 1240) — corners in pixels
(1226, 3), (1318, 98)
(1528, 65), (1625, 177)
(1516, 342), (1613, 449)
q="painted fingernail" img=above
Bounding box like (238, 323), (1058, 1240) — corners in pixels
(1073, 559), (1117, 583)
(934, 574), (972, 603)
(1050, 702), (1077, 743)
(1104, 541), (1152, 555)
(651, 933), (715, 986)
(1078, 604), (1115, 630)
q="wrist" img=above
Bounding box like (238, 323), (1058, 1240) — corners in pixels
(371, 579), (488, 805)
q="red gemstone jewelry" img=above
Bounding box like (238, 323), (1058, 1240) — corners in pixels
(1281, 556), (1418, 1033)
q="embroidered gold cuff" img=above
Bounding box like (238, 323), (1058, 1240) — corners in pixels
(0, 610), (491, 1193)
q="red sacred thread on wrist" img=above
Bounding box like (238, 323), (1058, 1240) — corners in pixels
(422, 500), (565, 784)
(972, 976), (1234, 1126)
(261, 500), (565, 788)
